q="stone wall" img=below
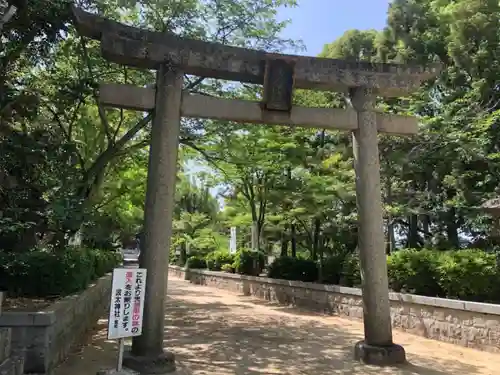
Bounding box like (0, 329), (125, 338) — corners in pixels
(169, 266), (500, 353)
(0, 292), (24, 375)
(0, 274), (112, 375)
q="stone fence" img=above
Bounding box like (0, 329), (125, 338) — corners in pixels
(0, 274), (112, 375)
(169, 265), (500, 353)
(0, 292), (24, 375)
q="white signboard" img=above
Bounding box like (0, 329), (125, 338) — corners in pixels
(229, 227), (237, 254)
(108, 268), (147, 340)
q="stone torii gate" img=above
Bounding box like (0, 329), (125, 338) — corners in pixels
(72, 6), (439, 373)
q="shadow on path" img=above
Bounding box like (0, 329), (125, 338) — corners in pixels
(55, 278), (499, 375)
(165, 279), (490, 375)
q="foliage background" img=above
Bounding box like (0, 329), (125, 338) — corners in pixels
(3, 0), (500, 300)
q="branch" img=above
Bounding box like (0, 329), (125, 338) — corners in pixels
(189, 89), (216, 97)
(119, 138), (149, 156)
(43, 102), (86, 169)
(113, 66), (129, 140)
(180, 138), (229, 174)
(79, 36), (113, 144)
(392, 218), (432, 237)
(68, 99), (82, 140)
(185, 76), (205, 91)
(83, 112), (153, 188)
(295, 216), (313, 242)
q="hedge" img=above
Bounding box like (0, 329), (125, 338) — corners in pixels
(0, 246), (122, 298)
(186, 255), (207, 269)
(206, 250), (234, 271)
(267, 256), (318, 282)
(387, 249), (500, 302)
(265, 248), (500, 303)
(233, 249), (265, 276)
(184, 247), (500, 303)
(387, 249), (443, 296)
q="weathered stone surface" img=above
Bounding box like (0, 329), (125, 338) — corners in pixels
(130, 65), (182, 360)
(0, 274), (112, 375)
(98, 83), (418, 135)
(354, 341), (406, 366)
(262, 58), (294, 112)
(123, 350), (176, 374)
(0, 356), (24, 375)
(0, 329), (10, 365)
(96, 368), (139, 375)
(351, 86), (394, 348)
(71, 7), (440, 97)
(170, 266), (500, 354)
(0, 293), (24, 375)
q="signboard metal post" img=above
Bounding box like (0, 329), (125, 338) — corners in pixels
(117, 339), (125, 371)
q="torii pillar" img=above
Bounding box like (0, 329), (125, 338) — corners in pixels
(349, 87), (403, 363)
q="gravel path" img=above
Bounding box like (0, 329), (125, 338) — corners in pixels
(55, 277), (500, 375)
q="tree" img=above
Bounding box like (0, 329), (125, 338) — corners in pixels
(0, 0), (299, 249)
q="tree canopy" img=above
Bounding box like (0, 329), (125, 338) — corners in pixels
(2, 0), (500, 263)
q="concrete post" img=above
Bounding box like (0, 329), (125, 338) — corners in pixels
(123, 64), (183, 374)
(349, 87), (406, 366)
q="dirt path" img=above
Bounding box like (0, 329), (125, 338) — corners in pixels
(56, 277), (500, 375)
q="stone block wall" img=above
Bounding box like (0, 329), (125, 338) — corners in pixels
(0, 292), (24, 375)
(169, 266), (500, 353)
(0, 274), (112, 375)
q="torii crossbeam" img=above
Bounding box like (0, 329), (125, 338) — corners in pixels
(98, 83), (418, 135)
(71, 5), (440, 373)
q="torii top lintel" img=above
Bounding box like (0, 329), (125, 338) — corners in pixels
(71, 6), (441, 97)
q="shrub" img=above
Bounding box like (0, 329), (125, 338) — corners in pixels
(320, 251), (348, 284)
(386, 248), (500, 302)
(267, 256), (318, 282)
(221, 263), (235, 273)
(206, 250), (234, 271)
(436, 249), (500, 302)
(169, 248), (179, 266)
(340, 252), (361, 287)
(387, 249), (443, 296)
(233, 249), (265, 276)
(185, 256), (207, 269)
(0, 247), (121, 298)
(91, 248), (123, 279)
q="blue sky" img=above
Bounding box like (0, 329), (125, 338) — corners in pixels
(277, 0), (391, 56)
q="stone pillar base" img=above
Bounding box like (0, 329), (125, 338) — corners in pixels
(354, 341), (406, 366)
(122, 350), (176, 374)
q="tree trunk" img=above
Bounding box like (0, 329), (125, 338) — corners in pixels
(421, 214), (430, 234)
(407, 214), (419, 248)
(386, 219), (396, 254)
(446, 207), (460, 248)
(312, 218), (320, 261)
(280, 224), (288, 256)
(291, 224), (297, 258)
(385, 178), (395, 254)
(180, 242), (187, 266)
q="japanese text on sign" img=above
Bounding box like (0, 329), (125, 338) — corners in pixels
(107, 268), (147, 340)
